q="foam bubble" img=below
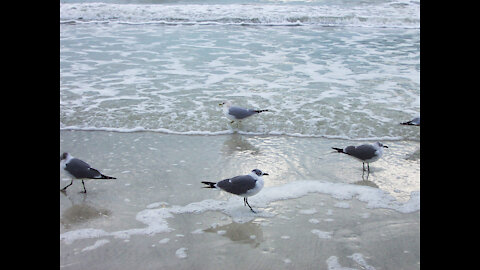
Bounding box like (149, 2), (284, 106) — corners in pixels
(299, 208), (317, 215)
(308, 218), (320, 224)
(326, 256), (357, 270)
(334, 202), (350, 209)
(311, 229), (332, 239)
(175, 247), (188, 259)
(347, 253), (376, 270)
(159, 238), (170, 244)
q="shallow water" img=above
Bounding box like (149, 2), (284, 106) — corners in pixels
(60, 131), (419, 269)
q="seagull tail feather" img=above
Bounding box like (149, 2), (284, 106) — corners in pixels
(89, 168), (116, 179)
(331, 147), (344, 153)
(201, 181), (217, 188)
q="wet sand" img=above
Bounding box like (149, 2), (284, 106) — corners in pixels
(60, 130), (419, 269)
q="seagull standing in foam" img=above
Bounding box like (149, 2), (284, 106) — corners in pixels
(219, 101), (269, 124)
(332, 142), (388, 172)
(60, 152), (116, 193)
(201, 169), (268, 213)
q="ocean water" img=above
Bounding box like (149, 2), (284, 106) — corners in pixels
(60, 0), (420, 141)
(60, 1), (420, 269)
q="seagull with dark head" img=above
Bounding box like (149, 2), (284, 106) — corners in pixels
(219, 101), (269, 124)
(60, 152), (116, 193)
(332, 142), (388, 172)
(201, 169), (268, 213)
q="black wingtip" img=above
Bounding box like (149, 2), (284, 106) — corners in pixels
(331, 147), (344, 153)
(400, 121), (419, 126)
(101, 174), (116, 179)
(201, 181), (216, 188)
(254, 109), (269, 113)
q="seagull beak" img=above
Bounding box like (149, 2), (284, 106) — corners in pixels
(263, 172), (269, 176)
(219, 103), (224, 106)
(383, 145), (388, 148)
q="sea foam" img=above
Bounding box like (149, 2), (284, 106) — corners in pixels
(60, 180), (419, 244)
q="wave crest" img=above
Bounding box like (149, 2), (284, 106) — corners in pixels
(60, 3), (419, 29)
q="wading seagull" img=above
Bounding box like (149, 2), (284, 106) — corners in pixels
(400, 117), (420, 126)
(60, 152), (116, 193)
(201, 169), (269, 213)
(332, 142), (388, 172)
(219, 101), (269, 124)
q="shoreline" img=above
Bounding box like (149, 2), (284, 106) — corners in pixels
(60, 127), (420, 142)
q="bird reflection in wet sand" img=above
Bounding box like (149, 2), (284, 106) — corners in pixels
(352, 170), (379, 188)
(222, 134), (260, 155)
(204, 221), (264, 247)
(60, 193), (111, 229)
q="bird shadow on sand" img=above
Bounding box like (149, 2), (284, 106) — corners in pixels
(60, 192), (112, 229)
(352, 170), (379, 188)
(203, 220), (264, 248)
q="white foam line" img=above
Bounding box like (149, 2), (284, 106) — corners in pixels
(81, 239), (110, 252)
(59, 126), (404, 141)
(60, 180), (419, 245)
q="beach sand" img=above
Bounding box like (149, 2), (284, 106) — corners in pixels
(60, 130), (419, 270)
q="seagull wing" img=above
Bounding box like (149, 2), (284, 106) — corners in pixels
(228, 106), (257, 119)
(344, 145), (377, 160)
(65, 158), (102, 179)
(216, 175), (257, 196)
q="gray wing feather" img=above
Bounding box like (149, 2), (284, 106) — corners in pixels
(228, 106), (257, 119)
(216, 175), (257, 195)
(344, 145), (376, 160)
(65, 158), (102, 179)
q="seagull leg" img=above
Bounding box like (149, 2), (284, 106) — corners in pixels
(362, 169), (370, 181)
(244, 197), (247, 206)
(61, 179), (73, 191)
(367, 163), (370, 172)
(244, 198), (256, 213)
(362, 162), (366, 171)
(81, 180), (87, 193)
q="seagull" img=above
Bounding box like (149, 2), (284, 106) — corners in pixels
(60, 152), (116, 193)
(219, 101), (269, 124)
(400, 117), (420, 126)
(201, 169), (269, 213)
(332, 142), (388, 172)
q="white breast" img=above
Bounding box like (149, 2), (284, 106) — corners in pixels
(244, 176), (264, 197)
(364, 148), (383, 163)
(223, 107), (236, 120)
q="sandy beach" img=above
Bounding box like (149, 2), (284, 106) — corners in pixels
(60, 130), (419, 270)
